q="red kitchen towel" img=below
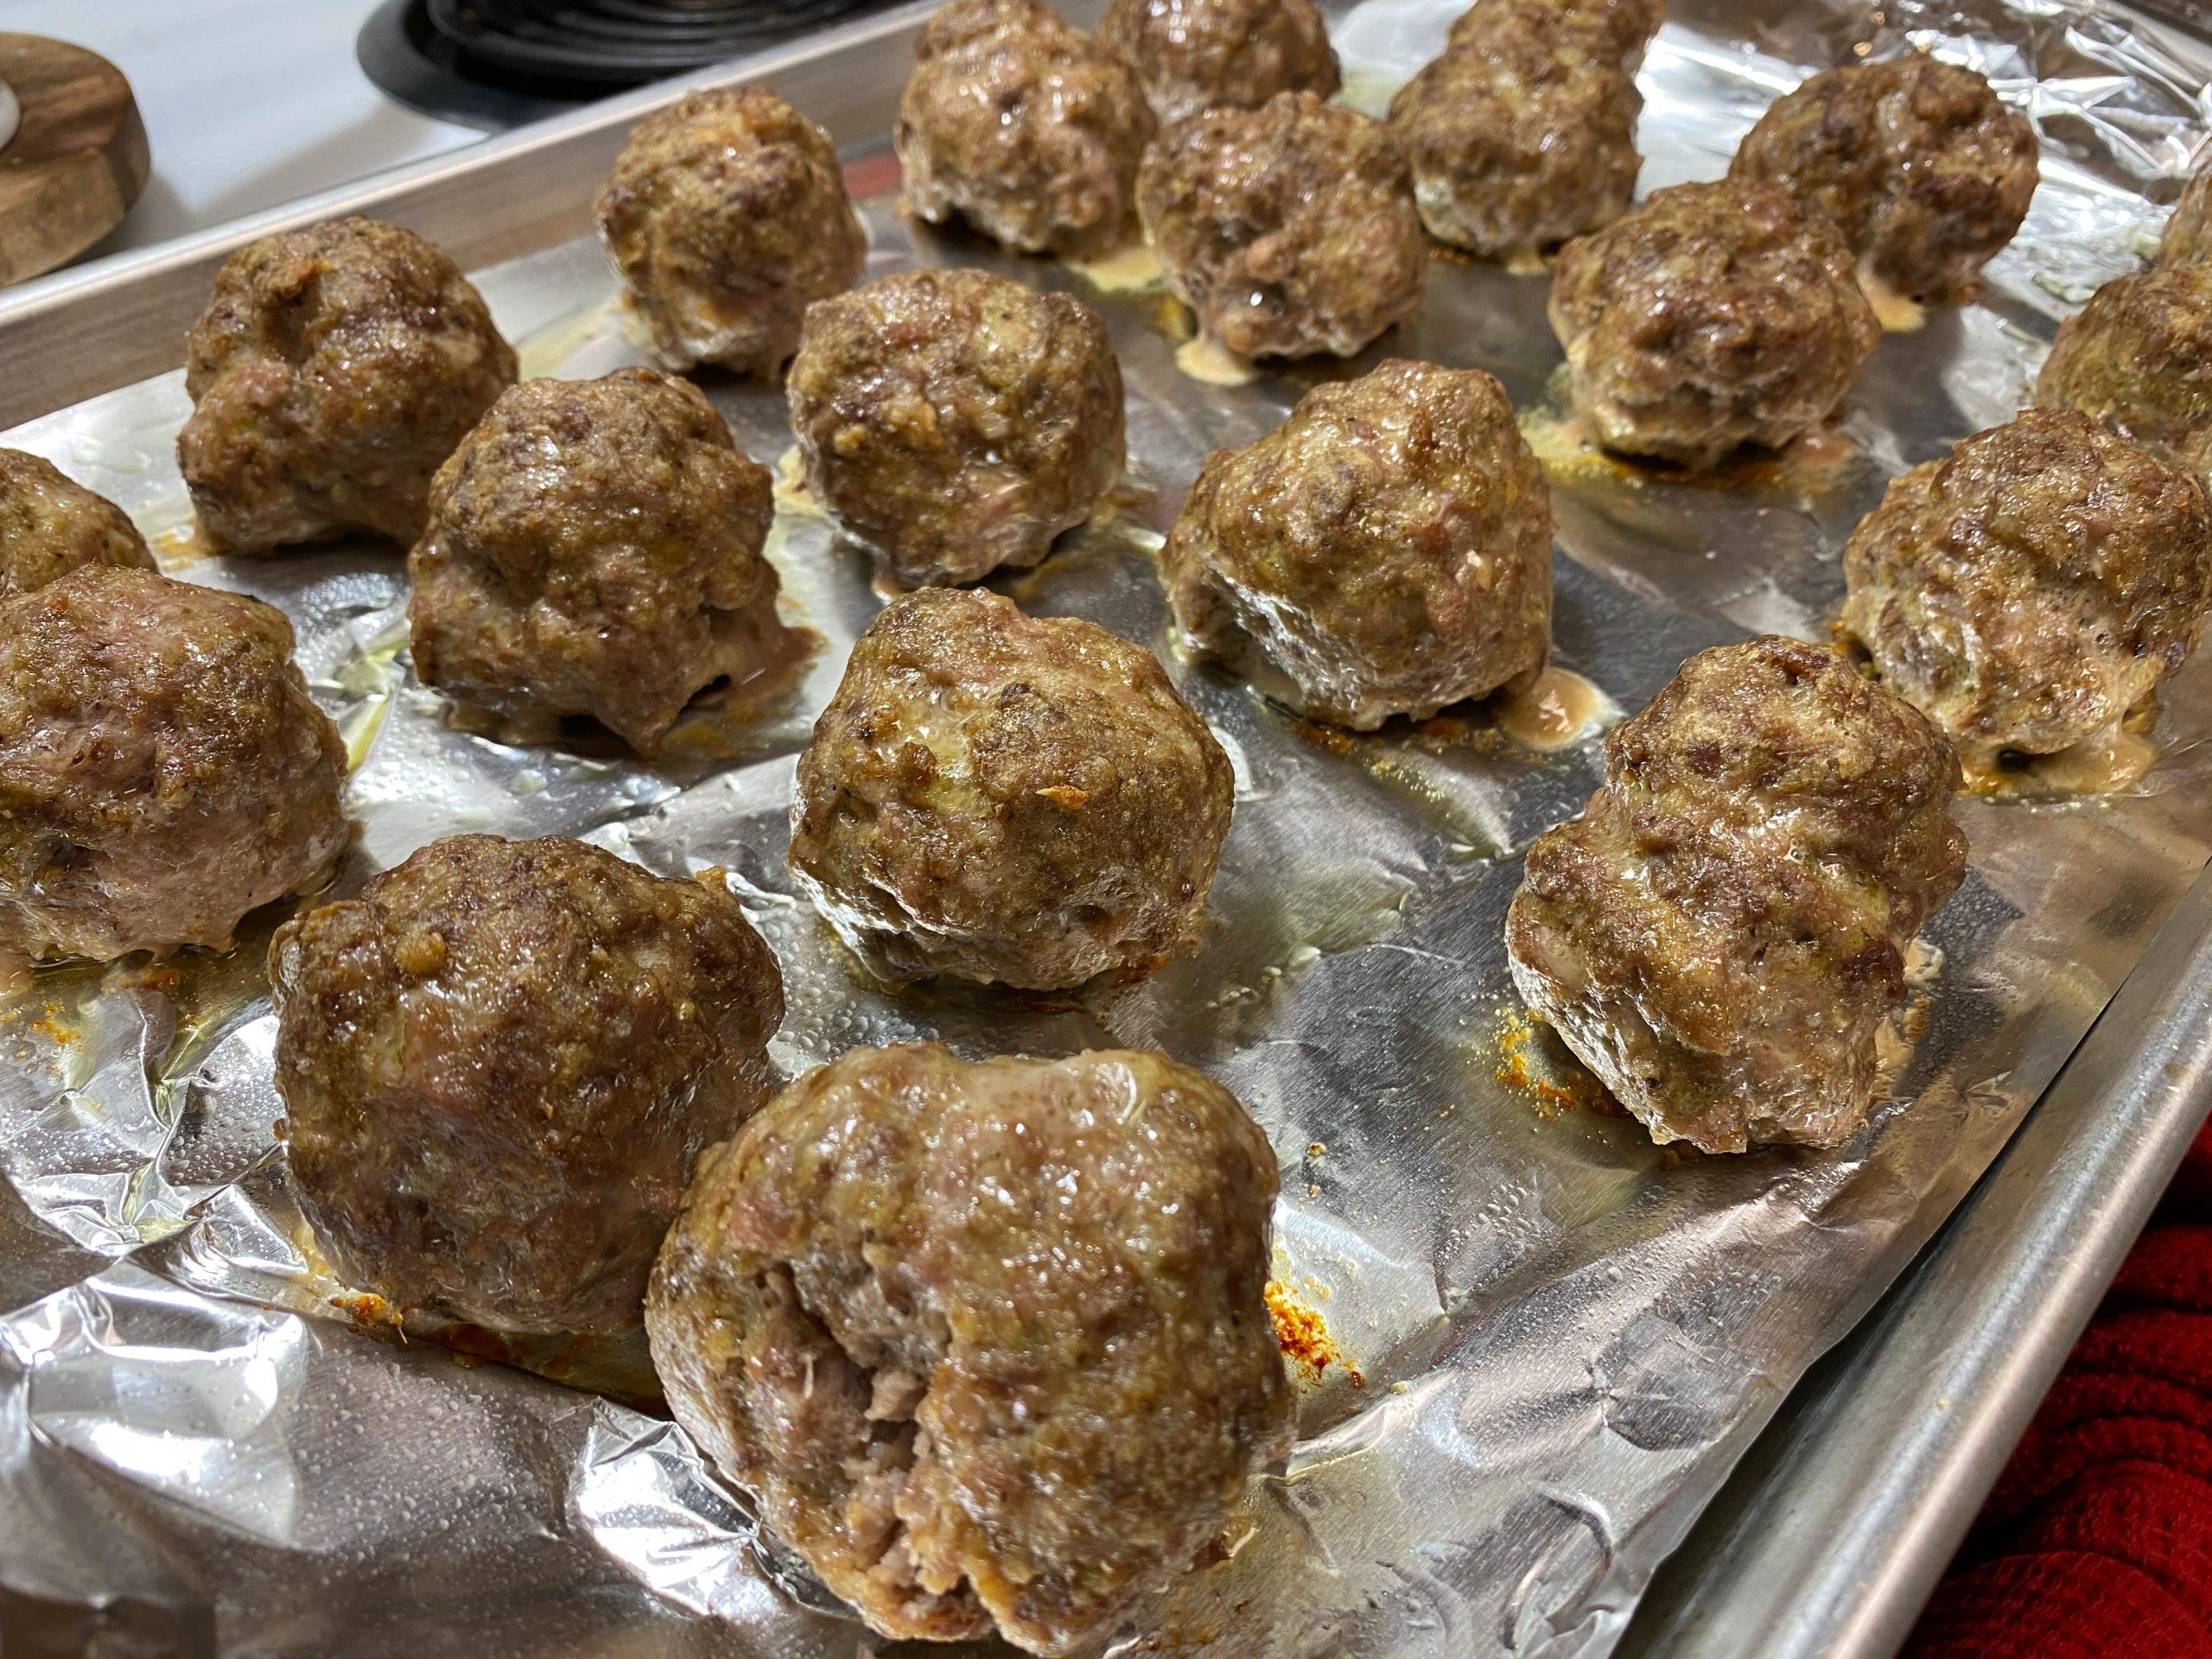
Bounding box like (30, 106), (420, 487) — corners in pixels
(1905, 1117), (2212, 1659)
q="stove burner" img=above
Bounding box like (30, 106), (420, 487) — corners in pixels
(360, 0), (895, 130)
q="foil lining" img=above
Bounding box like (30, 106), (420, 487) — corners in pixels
(3, 0), (2212, 1652)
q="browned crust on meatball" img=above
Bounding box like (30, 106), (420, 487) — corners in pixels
(177, 217), (518, 552)
(1099, 0), (1340, 124)
(2037, 263), (2212, 478)
(1843, 410), (2212, 758)
(1163, 358), (1554, 728)
(1389, 9), (1642, 261)
(594, 86), (867, 377)
(786, 268), (1125, 587)
(895, 0), (1156, 255)
(1548, 177), (1880, 470)
(273, 834), (783, 1338)
(2161, 160), (2212, 266)
(406, 369), (782, 756)
(1447, 0), (1667, 68)
(1729, 54), (2037, 305)
(0, 448), (156, 601)
(788, 588), (1232, 989)
(645, 1041), (1294, 1656)
(1506, 636), (1966, 1154)
(1141, 91), (1425, 359)
(0, 567), (350, 961)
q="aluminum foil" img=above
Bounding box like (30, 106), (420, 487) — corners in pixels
(3, 0), (2212, 1652)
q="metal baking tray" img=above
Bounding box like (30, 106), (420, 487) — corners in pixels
(1, 1), (2209, 1656)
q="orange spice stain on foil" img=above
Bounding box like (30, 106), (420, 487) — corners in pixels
(1493, 1004), (1624, 1117)
(1267, 1279), (1363, 1388)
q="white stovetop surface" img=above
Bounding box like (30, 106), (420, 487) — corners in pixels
(6, 0), (484, 257)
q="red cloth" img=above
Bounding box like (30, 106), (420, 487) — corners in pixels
(1906, 1117), (2212, 1659)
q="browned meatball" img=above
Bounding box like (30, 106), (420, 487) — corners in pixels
(1163, 359), (1553, 728)
(177, 217), (518, 552)
(2037, 263), (2212, 477)
(594, 86), (867, 378)
(1141, 91), (1425, 359)
(1098, 0), (1339, 124)
(0, 568), (349, 961)
(789, 588), (1231, 989)
(2161, 160), (2212, 265)
(406, 370), (782, 756)
(0, 448), (156, 600)
(1843, 410), (2212, 760)
(1729, 55), (2037, 305)
(786, 268), (1124, 588)
(1389, 12), (1642, 263)
(896, 0), (1156, 256)
(1506, 636), (1966, 1154)
(645, 1042), (1293, 1656)
(1449, 0), (1666, 67)
(1548, 178), (1880, 469)
(272, 834), (784, 1338)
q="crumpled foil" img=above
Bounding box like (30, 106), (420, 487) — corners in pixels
(3, 0), (2211, 1653)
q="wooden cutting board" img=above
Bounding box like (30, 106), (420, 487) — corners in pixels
(0, 33), (149, 288)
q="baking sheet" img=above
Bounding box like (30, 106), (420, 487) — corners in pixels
(3, 0), (2211, 1653)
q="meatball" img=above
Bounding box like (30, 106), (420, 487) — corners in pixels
(1548, 178), (1880, 469)
(1162, 359), (1554, 729)
(1729, 55), (2037, 305)
(2160, 159), (2212, 265)
(1389, 14), (1642, 262)
(645, 1042), (1293, 1656)
(1448, 0), (1667, 68)
(2037, 263), (2212, 477)
(1098, 0), (1340, 124)
(272, 834), (785, 1338)
(0, 448), (156, 600)
(789, 588), (1231, 989)
(1140, 91), (1426, 359)
(0, 567), (349, 961)
(407, 370), (783, 756)
(1843, 410), (2212, 760)
(594, 86), (867, 378)
(896, 0), (1155, 256)
(1505, 636), (1966, 1154)
(786, 268), (1125, 588)
(177, 217), (517, 552)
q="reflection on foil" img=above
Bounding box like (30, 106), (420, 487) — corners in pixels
(1, 0), (2210, 1654)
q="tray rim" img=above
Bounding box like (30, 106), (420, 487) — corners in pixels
(2, 3), (2209, 1656)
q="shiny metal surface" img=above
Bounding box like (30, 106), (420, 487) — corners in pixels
(1618, 861), (2212, 1659)
(0, 1), (2209, 1656)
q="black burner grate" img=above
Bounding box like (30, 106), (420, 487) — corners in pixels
(361, 0), (896, 130)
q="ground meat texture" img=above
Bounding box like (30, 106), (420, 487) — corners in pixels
(2161, 162), (2212, 265)
(1506, 636), (1965, 1154)
(1141, 91), (1425, 359)
(895, 0), (1155, 255)
(177, 217), (517, 552)
(0, 449), (156, 601)
(788, 588), (1231, 989)
(1729, 55), (2037, 305)
(1389, 12), (1642, 262)
(1548, 177), (1880, 470)
(1162, 359), (1553, 729)
(1843, 410), (2212, 760)
(272, 834), (784, 1338)
(0, 568), (348, 961)
(785, 268), (1124, 588)
(645, 1042), (1293, 1656)
(2037, 263), (2212, 478)
(406, 370), (781, 755)
(1098, 0), (1339, 124)
(1448, 0), (1667, 68)
(594, 87), (865, 378)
